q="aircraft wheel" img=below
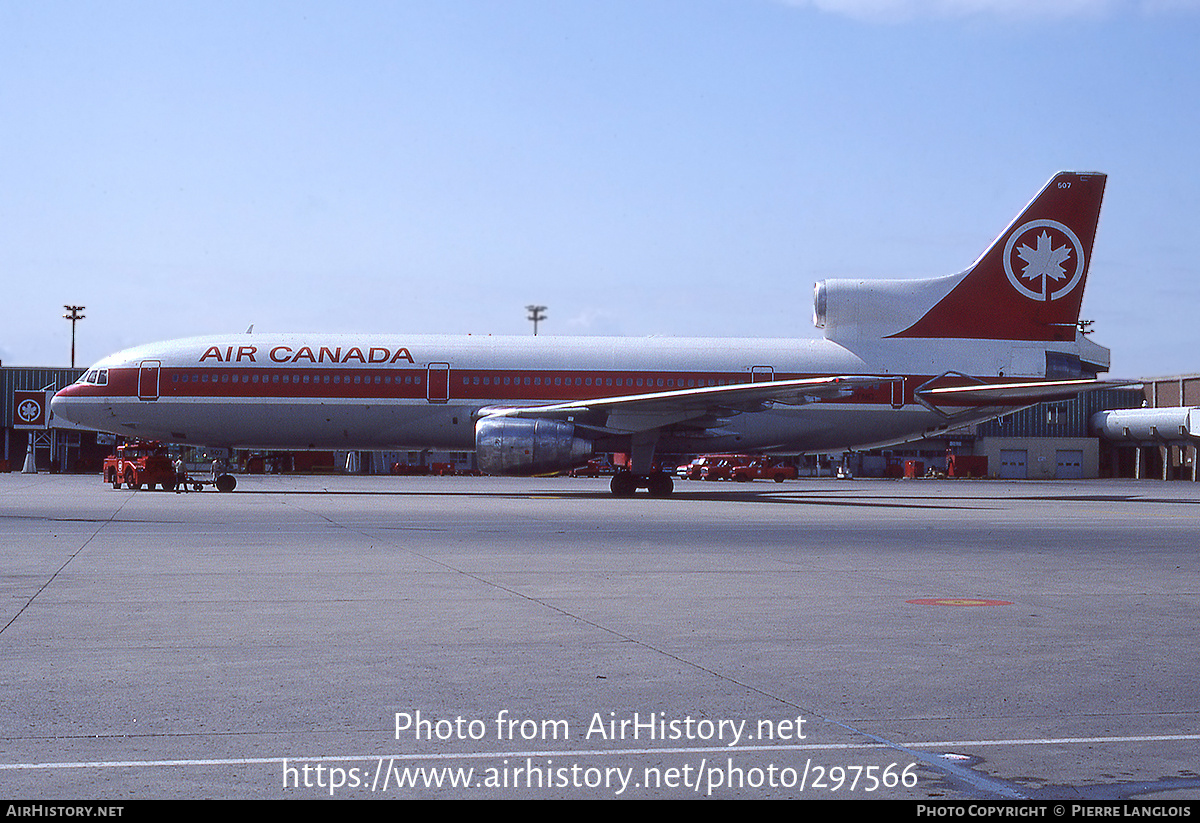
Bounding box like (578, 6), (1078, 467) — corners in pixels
(215, 474), (237, 493)
(610, 472), (637, 497)
(647, 472), (674, 498)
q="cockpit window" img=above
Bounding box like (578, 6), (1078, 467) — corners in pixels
(77, 369), (109, 386)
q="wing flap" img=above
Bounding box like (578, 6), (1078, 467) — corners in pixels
(917, 378), (1139, 406)
(480, 375), (889, 434)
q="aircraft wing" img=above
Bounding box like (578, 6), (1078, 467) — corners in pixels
(478, 375), (1136, 436)
(479, 375), (889, 434)
(916, 378), (1140, 407)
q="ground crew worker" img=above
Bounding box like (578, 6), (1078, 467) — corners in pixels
(174, 456), (189, 493)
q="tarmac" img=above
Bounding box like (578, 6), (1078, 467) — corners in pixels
(1, 472), (1198, 800)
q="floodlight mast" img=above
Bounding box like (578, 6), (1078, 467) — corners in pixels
(526, 305), (547, 336)
(63, 305), (86, 368)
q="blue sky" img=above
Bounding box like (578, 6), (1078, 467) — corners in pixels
(3, 0), (1198, 378)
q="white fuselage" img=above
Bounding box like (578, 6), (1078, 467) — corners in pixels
(50, 330), (1102, 455)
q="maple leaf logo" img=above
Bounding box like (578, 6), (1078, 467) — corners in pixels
(1016, 230), (1072, 296)
(17, 399), (41, 422)
(1002, 219), (1085, 302)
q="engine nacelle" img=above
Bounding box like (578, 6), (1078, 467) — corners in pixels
(475, 417), (594, 476)
(813, 275), (959, 341)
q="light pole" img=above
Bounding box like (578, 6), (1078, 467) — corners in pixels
(63, 305), (86, 368)
(525, 305), (547, 336)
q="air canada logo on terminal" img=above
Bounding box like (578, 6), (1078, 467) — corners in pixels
(1003, 219), (1085, 302)
(198, 344), (415, 364)
(17, 398), (43, 423)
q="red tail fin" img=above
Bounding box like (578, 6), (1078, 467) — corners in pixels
(890, 172), (1106, 342)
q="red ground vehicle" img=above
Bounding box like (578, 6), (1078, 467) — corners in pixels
(570, 458), (616, 477)
(699, 455), (754, 481)
(728, 458), (798, 483)
(681, 454), (742, 480)
(104, 441), (177, 490)
(686, 454), (796, 482)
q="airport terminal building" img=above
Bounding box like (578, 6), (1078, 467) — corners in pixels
(1, 365), (95, 473)
(836, 378), (1197, 481)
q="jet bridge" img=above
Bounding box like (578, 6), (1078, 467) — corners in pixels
(1092, 407), (1200, 481)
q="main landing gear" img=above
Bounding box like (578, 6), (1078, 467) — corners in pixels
(610, 471), (674, 498)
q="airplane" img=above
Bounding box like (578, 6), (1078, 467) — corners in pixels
(52, 171), (1128, 496)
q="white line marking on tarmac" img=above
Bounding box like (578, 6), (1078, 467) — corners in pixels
(4, 733), (1198, 771)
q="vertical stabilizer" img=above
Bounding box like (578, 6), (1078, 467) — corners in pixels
(890, 172), (1106, 342)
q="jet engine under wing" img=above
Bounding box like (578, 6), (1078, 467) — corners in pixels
(478, 375), (890, 434)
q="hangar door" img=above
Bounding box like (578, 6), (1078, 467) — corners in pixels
(998, 449), (1028, 479)
(1055, 450), (1083, 479)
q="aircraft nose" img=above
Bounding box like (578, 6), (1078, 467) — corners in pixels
(50, 386), (89, 428)
(49, 389), (71, 423)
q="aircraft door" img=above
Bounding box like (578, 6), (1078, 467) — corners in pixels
(891, 377), (906, 408)
(138, 360), (161, 401)
(750, 366), (775, 383)
(427, 363), (450, 403)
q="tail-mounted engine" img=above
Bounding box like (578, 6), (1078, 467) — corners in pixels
(475, 417), (594, 476)
(813, 276), (958, 342)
